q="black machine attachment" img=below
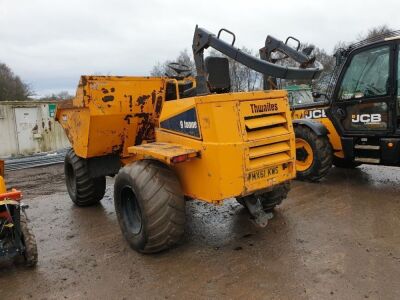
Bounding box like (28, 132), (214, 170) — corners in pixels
(259, 35), (317, 89)
(204, 56), (230, 93)
(192, 26), (323, 95)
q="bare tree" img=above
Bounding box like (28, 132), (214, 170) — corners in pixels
(358, 25), (393, 41)
(0, 62), (32, 101)
(39, 91), (74, 101)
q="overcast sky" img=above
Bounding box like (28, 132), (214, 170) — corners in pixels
(0, 0), (399, 97)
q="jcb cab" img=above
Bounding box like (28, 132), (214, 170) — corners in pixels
(283, 31), (400, 180)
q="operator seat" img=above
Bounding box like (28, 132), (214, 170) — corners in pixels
(182, 56), (231, 97)
(204, 56), (231, 93)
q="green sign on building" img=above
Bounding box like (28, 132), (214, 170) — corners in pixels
(49, 104), (56, 118)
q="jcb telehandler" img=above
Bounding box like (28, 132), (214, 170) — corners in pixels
(56, 26), (322, 253)
(260, 30), (400, 181)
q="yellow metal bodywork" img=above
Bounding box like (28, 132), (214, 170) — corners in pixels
(57, 76), (296, 204)
(56, 76), (168, 159)
(0, 160), (5, 194)
(128, 142), (199, 164)
(292, 106), (344, 158)
(156, 91), (296, 203)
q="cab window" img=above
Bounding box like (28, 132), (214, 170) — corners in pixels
(288, 90), (314, 106)
(339, 46), (390, 100)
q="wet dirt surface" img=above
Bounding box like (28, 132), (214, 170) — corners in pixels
(1, 164), (400, 299)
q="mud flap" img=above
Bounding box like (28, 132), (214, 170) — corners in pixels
(242, 196), (273, 227)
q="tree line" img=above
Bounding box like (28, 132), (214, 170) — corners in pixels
(150, 25), (393, 93)
(0, 25), (393, 101)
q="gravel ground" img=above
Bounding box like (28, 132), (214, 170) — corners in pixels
(0, 164), (399, 299)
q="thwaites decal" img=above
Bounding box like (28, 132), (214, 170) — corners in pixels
(160, 108), (200, 137)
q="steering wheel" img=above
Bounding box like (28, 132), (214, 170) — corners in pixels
(166, 62), (192, 77)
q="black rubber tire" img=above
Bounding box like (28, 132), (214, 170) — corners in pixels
(236, 182), (290, 212)
(295, 125), (333, 182)
(20, 214), (38, 267)
(333, 156), (362, 169)
(114, 160), (185, 254)
(259, 182), (290, 211)
(64, 149), (106, 206)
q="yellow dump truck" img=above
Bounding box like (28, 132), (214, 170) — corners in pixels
(56, 26), (322, 253)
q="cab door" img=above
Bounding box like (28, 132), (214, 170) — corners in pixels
(330, 42), (396, 136)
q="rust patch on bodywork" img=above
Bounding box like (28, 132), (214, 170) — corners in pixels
(136, 95), (150, 112)
(124, 114), (133, 124)
(134, 112), (153, 145)
(102, 95), (114, 102)
(155, 96), (163, 114)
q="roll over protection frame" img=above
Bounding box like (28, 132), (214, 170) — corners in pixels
(192, 26), (323, 95)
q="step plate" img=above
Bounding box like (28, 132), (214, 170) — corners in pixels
(354, 157), (380, 164)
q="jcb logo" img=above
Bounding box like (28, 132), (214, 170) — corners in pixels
(304, 109), (326, 119)
(352, 114), (382, 123)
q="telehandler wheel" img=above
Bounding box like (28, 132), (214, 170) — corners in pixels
(64, 149), (106, 206)
(294, 126), (332, 182)
(20, 214), (38, 267)
(114, 160), (185, 254)
(333, 157), (361, 169)
(259, 182), (290, 211)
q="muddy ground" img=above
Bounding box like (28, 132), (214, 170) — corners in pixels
(0, 164), (399, 299)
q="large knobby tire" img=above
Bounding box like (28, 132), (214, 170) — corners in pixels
(20, 214), (38, 267)
(259, 182), (290, 211)
(295, 126), (332, 182)
(64, 149), (106, 206)
(333, 156), (362, 169)
(236, 182), (290, 212)
(114, 160), (185, 254)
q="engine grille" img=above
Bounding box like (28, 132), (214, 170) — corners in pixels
(244, 112), (292, 169)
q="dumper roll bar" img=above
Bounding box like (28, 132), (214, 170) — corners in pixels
(192, 26), (323, 94)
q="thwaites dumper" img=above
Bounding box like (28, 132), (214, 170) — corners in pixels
(56, 26), (322, 253)
(0, 160), (38, 266)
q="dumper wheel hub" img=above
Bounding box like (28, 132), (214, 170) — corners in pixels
(120, 186), (142, 235)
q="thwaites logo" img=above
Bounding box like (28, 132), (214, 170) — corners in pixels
(247, 167), (278, 181)
(352, 114), (382, 123)
(304, 109), (326, 119)
(250, 103), (278, 114)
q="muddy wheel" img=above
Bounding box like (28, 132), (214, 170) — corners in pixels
(333, 156), (361, 169)
(236, 182), (290, 212)
(114, 160), (185, 254)
(20, 214), (38, 267)
(64, 149), (106, 206)
(295, 126), (332, 182)
(259, 182), (290, 211)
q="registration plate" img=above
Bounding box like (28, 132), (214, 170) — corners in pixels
(247, 166), (279, 182)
